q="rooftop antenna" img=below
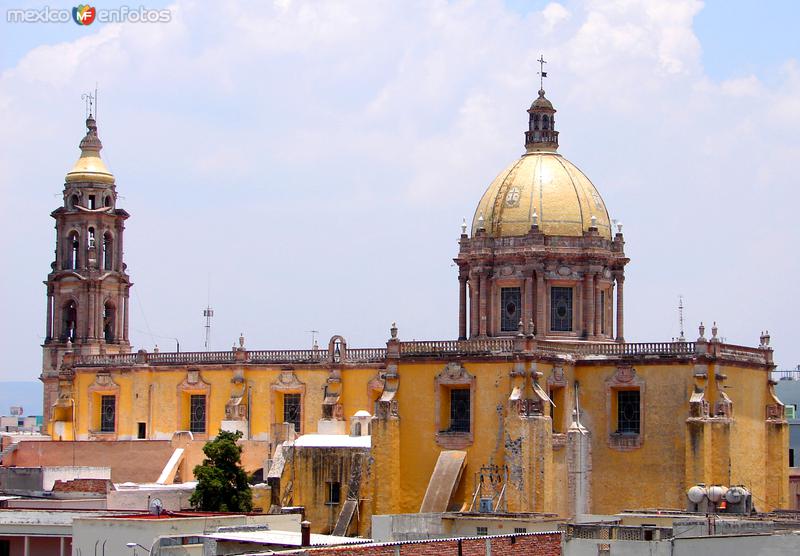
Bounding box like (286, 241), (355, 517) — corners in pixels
(307, 330), (319, 350)
(203, 279), (214, 350)
(678, 295), (686, 342)
(537, 54), (548, 90)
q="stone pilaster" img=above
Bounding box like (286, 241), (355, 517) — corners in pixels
(584, 272), (595, 338)
(615, 273), (625, 342)
(469, 270), (479, 338)
(458, 272), (468, 340)
(478, 270), (489, 337)
(535, 270), (545, 337)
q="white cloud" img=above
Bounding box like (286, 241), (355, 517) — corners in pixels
(1, 0), (799, 384)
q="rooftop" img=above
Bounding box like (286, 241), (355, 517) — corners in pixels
(209, 529), (371, 547)
(291, 434), (370, 448)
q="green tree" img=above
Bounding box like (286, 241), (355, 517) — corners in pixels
(190, 430), (253, 512)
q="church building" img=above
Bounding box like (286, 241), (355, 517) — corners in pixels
(39, 83), (787, 535)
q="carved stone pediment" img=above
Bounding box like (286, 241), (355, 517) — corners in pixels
(179, 369), (210, 392)
(547, 365), (567, 388)
(272, 370), (303, 391)
(609, 365), (637, 384)
(437, 362), (473, 385)
(93, 372), (117, 389)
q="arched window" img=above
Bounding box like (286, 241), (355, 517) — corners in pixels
(533, 114), (541, 130)
(354, 422), (362, 436)
(68, 195), (80, 210)
(103, 301), (116, 342)
(542, 115), (549, 130)
(104, 195), (112, 208)
(66, 231), (80, 270)
(88, 227), (96, 249)
(62, 301), (77, 343)
(103, 232), (113, 270)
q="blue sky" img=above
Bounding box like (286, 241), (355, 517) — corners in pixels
(1, 0), (800, 382)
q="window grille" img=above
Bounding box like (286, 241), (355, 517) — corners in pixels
(284, 393), (301, 432)
(100, 395), (115, 432)
(551, 287), (573, 332)
(617, 390), (640, 434)
(190, 395), (206, 433)
(514, 527), (527, 534)
(500, 287), (521, 332)
(449, 389), (470, 432)
(476, 527), (488, 536)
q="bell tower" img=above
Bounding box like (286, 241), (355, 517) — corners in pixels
(41, 111), (132, 426)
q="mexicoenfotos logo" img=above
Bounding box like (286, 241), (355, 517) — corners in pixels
(6, 5), (172, 24)
(72, 5), (96, 25)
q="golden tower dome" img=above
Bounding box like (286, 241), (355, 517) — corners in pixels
(472, 90), (611, 239)
(65, 115), (115, 185)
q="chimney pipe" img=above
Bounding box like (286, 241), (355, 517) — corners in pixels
(301, 520), (311, 547)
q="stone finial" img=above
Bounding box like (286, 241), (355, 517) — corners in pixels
(477, 212), (485, 231)
(616, 221), (623, 234)
(590, 215), (597, 228)
(154, 344), (160, 353)
(698, 322), (706, 341)
(710, 322), (719, 343)
(390, 322), (398, 340)
(239, 333), (245, 349)
(517, 320), (524, 337)
(461, 218), (467, 235)
(528, 318), (536, 337)
(764, 330), (771, 347)
(532, 210), (539, 227)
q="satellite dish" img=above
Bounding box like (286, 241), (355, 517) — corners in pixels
(149, 498), (164, 516)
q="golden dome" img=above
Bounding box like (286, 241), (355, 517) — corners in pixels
(65, 116), (115, 185)
(472, 151), (612, 239)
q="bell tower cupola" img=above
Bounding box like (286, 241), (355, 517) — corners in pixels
(42, 107), (133, 428)
(525, 89), (559, 152)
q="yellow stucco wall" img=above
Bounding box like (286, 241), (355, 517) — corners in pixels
(55, 353), (788, 523)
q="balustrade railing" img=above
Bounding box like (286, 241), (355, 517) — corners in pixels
(346, 348), (387, 362)
(72, 338), (767, 368)
(248, 350), (325, 364)
(400, 338), (515, 356)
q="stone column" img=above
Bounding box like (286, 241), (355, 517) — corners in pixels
(45, 288), (53, 341)
(123, 289), (130, 342)
(87, 283), (95, 340)
(116, 222), (124, 271)
(479, 271), (489, 337)
(615, 274), (625, 343)
(584, 273), (595, 338)
(524, 273), (534, 332)
(536, 271), (545, 336)
(469, 272), (479, 338)
(595, 282), (603, 337)
(458, 273), (468, 340)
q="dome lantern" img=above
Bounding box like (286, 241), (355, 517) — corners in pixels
(525, 89), (559, 152)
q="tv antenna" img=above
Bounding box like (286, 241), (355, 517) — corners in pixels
(678, 295), (686, 342)
(307, 330), (319, 350)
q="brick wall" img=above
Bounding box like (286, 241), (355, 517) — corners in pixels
(298, 532), (561, 556)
